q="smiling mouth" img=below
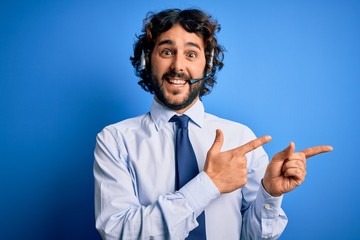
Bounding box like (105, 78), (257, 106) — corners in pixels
(165, 78), (188, 86)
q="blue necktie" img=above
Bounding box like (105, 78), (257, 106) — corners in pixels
(170, 115), (206, 239)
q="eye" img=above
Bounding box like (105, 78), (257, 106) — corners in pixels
(161, 49), (173, 57)
(187, 51), (197, 59)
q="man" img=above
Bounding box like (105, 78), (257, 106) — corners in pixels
(94, 8), (332, 239)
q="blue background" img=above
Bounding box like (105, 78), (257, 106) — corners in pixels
(1, 0), (359, 239)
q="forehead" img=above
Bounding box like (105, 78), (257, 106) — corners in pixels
(154, 24), (204, 50)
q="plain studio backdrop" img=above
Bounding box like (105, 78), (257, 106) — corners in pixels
(1, 0), (359, 239)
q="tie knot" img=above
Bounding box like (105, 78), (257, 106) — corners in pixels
(170, 115), (190, 129)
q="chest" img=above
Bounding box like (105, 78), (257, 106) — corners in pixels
(124, 126), (215, 205)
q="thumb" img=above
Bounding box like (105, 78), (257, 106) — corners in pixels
(209, 129), (224, 153)
(272, 142), (295, 162)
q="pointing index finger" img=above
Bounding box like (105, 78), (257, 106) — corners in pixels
(238, 135), (272, 155)
(301, 145), (333, 158)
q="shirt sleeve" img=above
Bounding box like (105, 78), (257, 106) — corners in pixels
(94, 128), (219, 240)
(240, 146), (288, 239)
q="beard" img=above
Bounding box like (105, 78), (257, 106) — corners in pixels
(151, 70), (204, 111)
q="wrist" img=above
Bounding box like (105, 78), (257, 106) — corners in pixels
(261, 179), (282, 197)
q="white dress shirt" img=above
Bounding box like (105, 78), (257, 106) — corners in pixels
(94, 98), (288, 239)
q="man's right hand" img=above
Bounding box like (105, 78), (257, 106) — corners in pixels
(204, 129), (272, 193)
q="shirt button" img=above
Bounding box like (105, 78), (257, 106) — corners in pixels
(264, 203), (271, 209)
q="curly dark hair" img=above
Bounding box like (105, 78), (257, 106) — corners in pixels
(130, 8), (225, 97)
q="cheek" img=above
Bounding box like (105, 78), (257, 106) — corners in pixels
(150, 58), (168, 78)
(189, 60), (207, 76)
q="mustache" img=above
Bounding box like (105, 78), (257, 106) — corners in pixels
(162, 70), (190, 81)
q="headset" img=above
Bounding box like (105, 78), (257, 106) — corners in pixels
(140, 49), (214, 85)
(140, 50), (147, 71)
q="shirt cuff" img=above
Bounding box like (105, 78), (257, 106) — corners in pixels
(178, 171), (220, 215)
(257, 180), (288, 239)
(259, 180), (284, 208)
(258, 181), (284, 210)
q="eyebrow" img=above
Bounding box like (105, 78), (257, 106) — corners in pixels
(157, 39), (202, 50)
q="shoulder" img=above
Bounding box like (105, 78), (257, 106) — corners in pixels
(204, 113), (254, 134)
(109, 113), (149, 128)
(98, 113), (151, 140)
(204, 112), (258, 145)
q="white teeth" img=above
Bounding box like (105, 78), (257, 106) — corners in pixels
(168, 79), (186, 85)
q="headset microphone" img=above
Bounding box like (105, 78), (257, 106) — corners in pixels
(188, 73), (211, 85)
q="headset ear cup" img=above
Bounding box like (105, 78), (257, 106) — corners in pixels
(209, 49), (214, 68)
(140, 50), (146, 70)
(207, 49), (214, 74)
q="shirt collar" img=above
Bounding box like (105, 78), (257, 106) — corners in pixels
(150, 98), (205, 131)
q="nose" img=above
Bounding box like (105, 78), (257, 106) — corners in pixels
(171, 54), (184, 72)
